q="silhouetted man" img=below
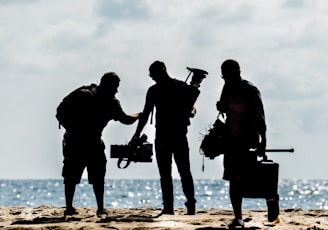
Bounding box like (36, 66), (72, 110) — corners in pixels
(57, 72), (139, 216)
(216, 59), (268, 228)
(131, 61), (203, 215)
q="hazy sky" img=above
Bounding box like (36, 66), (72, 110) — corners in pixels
(0, 0), (327, 180)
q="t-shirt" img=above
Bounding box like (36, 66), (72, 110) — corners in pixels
(58, 84), (125, 139)
(146, 79), (199, 133)
(219, 79), (266, 147)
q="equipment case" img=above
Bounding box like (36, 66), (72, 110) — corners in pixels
(241, 158), (279, 199)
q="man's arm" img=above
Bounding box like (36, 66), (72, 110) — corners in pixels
(118, 112), (140, 125)
(252, 86), (267, 156)
(257, 130), (267, 157)
(113, 99), (140, 125)
(133, 89), (154, 138)
(216, 84), (228, 113)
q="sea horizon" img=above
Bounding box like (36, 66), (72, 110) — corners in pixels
(0, 179), (327, 210)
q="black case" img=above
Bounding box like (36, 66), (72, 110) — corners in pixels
(241, 159), (279, 199)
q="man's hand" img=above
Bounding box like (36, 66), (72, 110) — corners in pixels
(256, 135), (267, 157)
(216, 101), (226, 113)
(130, 134), (140, 145)
(190, 106), (197, 118)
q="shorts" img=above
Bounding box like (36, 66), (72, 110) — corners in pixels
(223, 146), (257, 181)
(62, 137), (107, 184)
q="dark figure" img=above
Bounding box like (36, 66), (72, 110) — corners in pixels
(216, 59), (268, 228)
(57, 72), (139, 216)
(131, 61), (202, 215)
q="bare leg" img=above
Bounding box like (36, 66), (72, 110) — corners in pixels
(64, 183), (78, 215)
(65, 183), (76, 208)
(93, 183), (108, 215)
(229, 179), (242, 220)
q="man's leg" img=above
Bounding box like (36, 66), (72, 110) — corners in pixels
(174, 161), (196, 214)
(155, 139), (174, 214)
(65, 183), (75, 208)
(229, 179), (243, 220)
(88, 145), (108, 216)
(64, 182), (79, 215)
(159, 175), (174, 213)
(173, 135), (196, 215)
(93, 182), (108, 215)
(228, 179), (246, 228)
(62, 157), (83, 215)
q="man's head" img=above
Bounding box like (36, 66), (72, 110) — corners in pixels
(221, 59), (241, 85)
(99, 72), (120, 96)
(149, 60), (169, 83)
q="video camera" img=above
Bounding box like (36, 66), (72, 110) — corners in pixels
(110, 134), (153, 169)
(186, 67), (208, 88)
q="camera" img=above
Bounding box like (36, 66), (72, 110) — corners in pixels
(110, 134), (153, 168)
(186, 67), (208, 88)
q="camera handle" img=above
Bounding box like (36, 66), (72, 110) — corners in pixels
(185, 67), (208, 87)
(117, 158), (131, 169)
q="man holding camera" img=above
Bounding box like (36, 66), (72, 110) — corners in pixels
(131, 61), (205, 215)
(57, 72), (139, 216)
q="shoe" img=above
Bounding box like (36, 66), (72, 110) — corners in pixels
(272, 216), (281, 224)
(154, 208), (174, 218)
(97, 209), (109, 216)
(161, 208), (174, 215)
(64, 207), (78, 216)
(185, 202), (196, 215)
(186, 208), (195, 215)
(228, 218), (244, 229)
(267, 194), (280, 222)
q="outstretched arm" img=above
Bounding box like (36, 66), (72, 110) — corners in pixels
(113, 99), (140, 125)
(119, 112), (140, 125)
(133, 89), (154, 138)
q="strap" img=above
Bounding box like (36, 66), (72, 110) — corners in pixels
(202, 154), (205, 172)
(217, 112), (225, 120)
(117, 158), (131, 169)
(150, 107), (154, 125)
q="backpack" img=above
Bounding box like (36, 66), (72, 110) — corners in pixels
(56, 84), (97, 129)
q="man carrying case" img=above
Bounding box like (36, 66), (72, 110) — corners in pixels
(241, 149), (294, 222)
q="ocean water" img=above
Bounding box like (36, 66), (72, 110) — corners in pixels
(0, 179), (327, 210)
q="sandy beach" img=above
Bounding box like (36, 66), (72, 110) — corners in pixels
(0, 206), (327, 229)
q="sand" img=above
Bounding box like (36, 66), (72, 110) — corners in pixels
(0, 206), (327, 229)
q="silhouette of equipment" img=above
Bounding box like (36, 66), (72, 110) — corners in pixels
(241, 148), (294, 222)
(241, 148), (294, 197)
(186, 67), (208, 87)
(240, 148), (294, 222)
(110, 134), (153, 169)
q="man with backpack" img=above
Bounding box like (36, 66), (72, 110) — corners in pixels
(56, 72), (139, 216)
(131, 61), (205, 215)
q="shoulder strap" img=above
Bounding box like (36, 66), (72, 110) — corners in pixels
(150, 107), (154, 125)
